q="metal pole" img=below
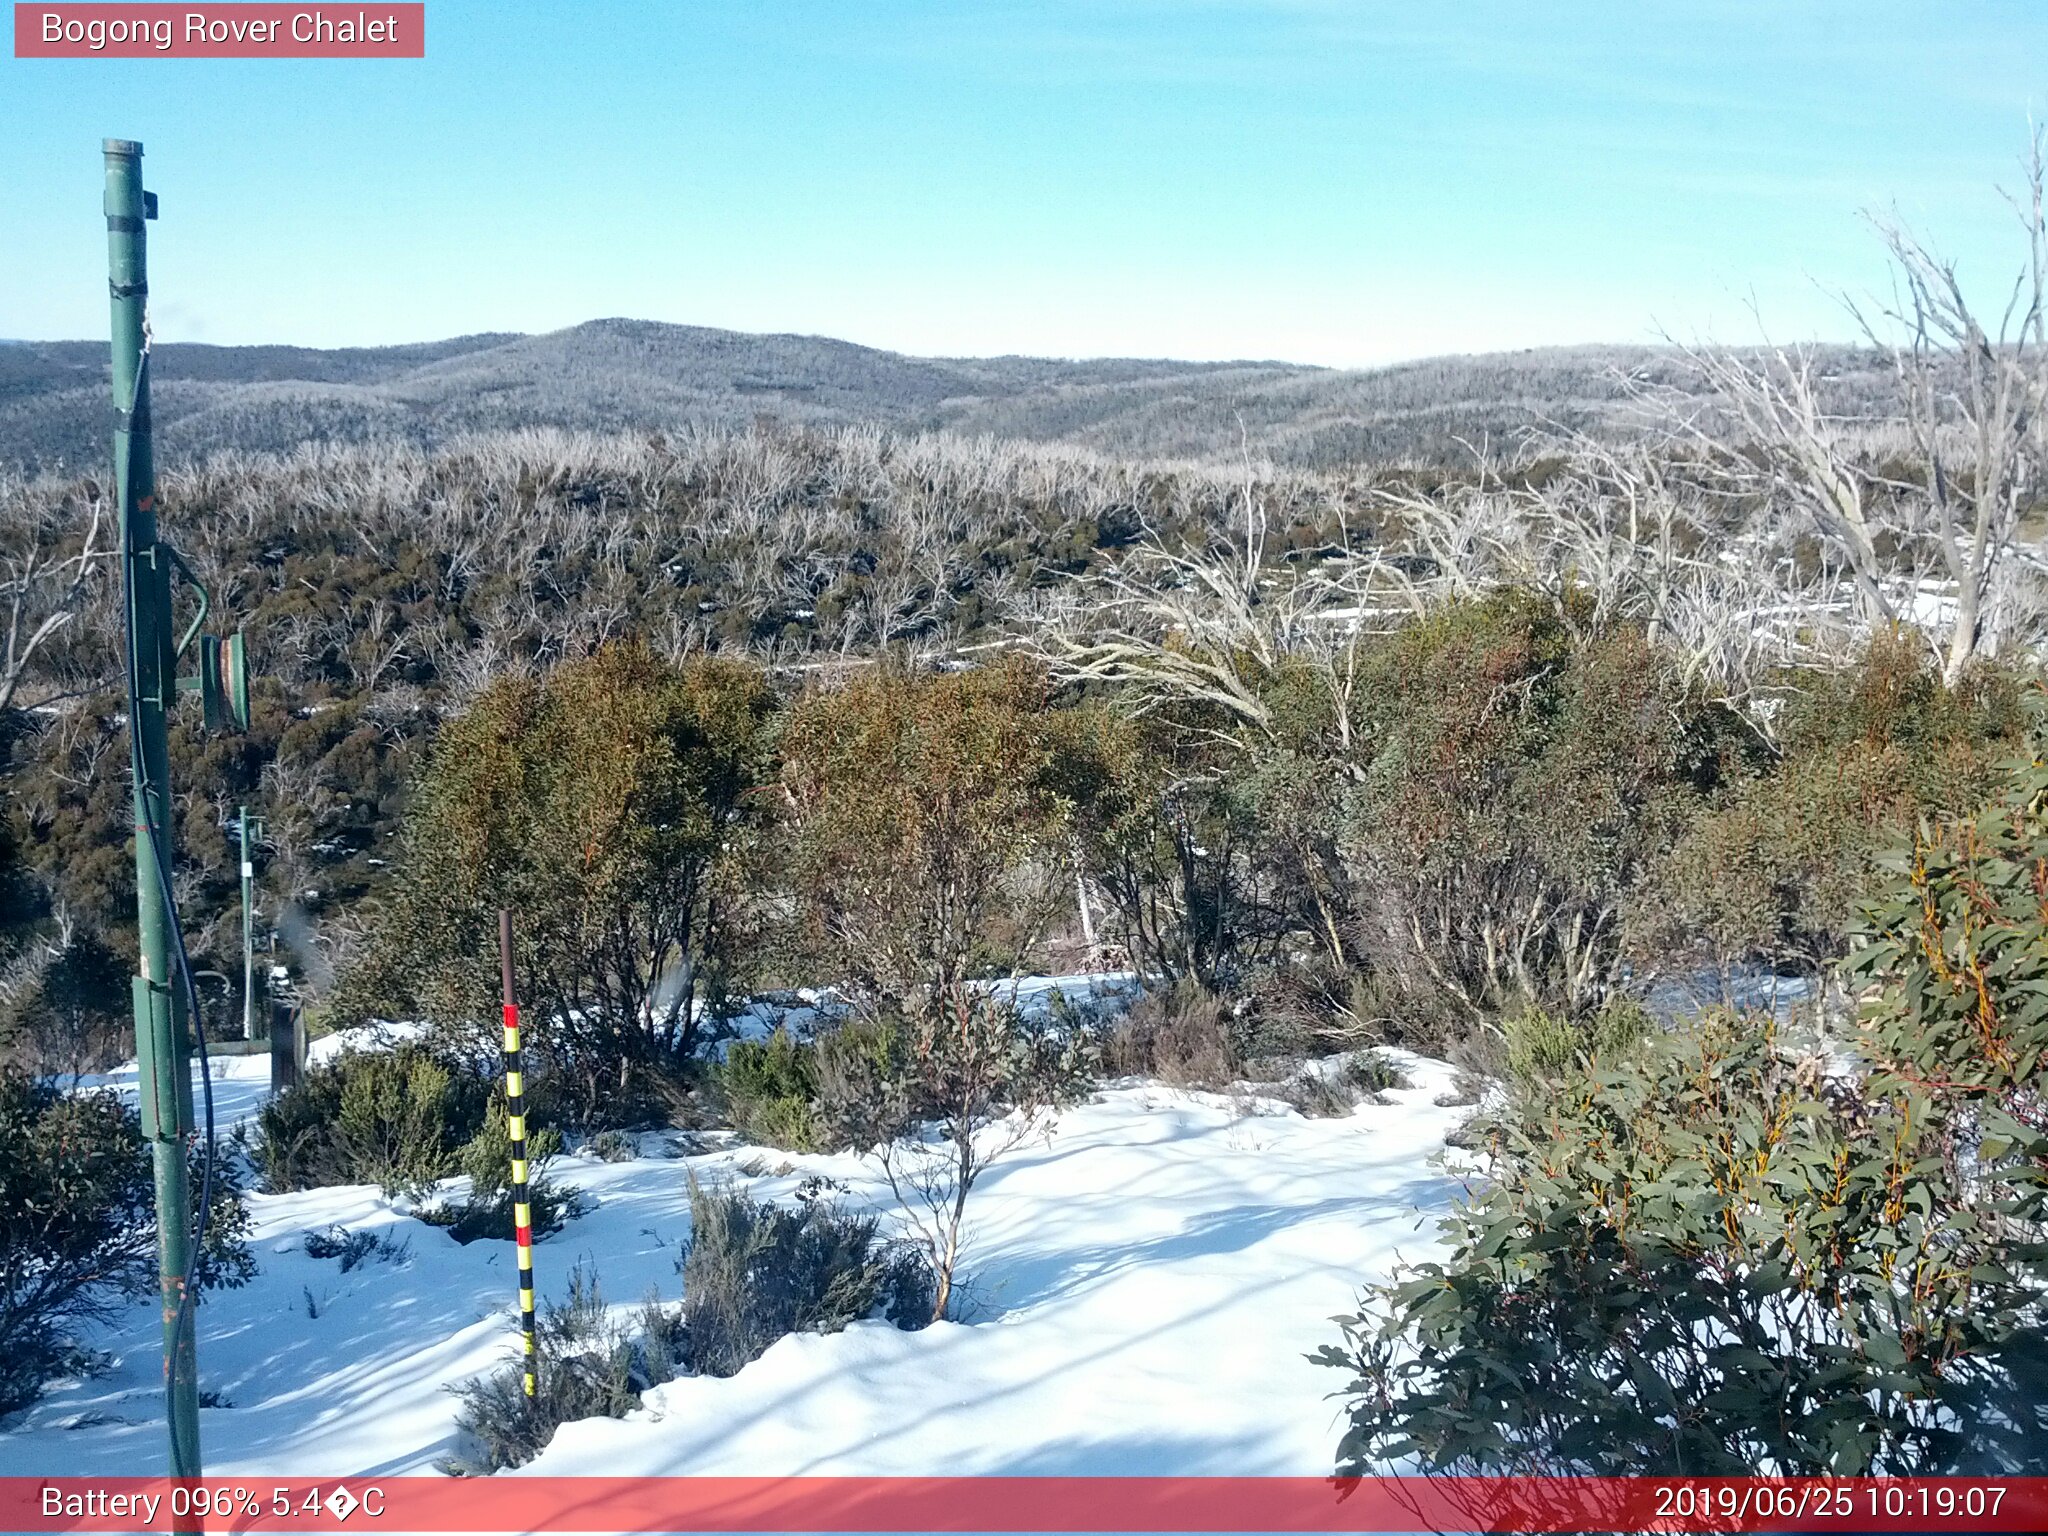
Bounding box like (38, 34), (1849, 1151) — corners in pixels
(239, 805), (258, 1040)
(269, 998), (299, 1095)
(500, 910), (538, 1404)
(106, 137), (202, 1481)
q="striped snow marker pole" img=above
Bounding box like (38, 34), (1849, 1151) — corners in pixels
(499, 908), (537, 1405)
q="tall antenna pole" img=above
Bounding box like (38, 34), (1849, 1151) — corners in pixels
(106, 136), (202, 1481)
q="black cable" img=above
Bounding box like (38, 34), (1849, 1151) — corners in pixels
(115, 343), (217, 1435)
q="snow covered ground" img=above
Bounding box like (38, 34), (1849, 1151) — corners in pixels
(3, 1015), (1472, 1479)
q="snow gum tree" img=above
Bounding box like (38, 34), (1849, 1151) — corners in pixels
(338, 645), (775, 1126)
(777, 657), (1092, 1318)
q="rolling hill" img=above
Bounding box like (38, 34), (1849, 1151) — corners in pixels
(0, 319), (1893, 472)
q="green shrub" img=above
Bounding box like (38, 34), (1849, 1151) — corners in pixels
(713, 1027), (824, 1152)
(336, 1049), (463, 1196)
(458, 1093), (565, 1198)
(1343, 1050), (1408, 1096)
(1499, 996), (1651, 1086)
(421, 1093), (587, 1244)
(680, 1176), (932, 1379)
(1278, 1051), (1408, 1118)
(448, 1266), (686, 1473)
(302, 1224), (410, 1272)
(1066, 708), (1287, 991)
(805, 993), (1091, 1319)
(339, 647), (775, 1130)
(777, 657), (1077, 1014)
(1844, 693), (2048, 1169)
(255, 1043), (488, 1196)
(422, 1178), (590, 1246)
(586, 1130), (638, 1162)
(1632, 633), (2024, 974)
(0, 1073), (253, 1415)
(1322, 710), (2048, 1479)
(1339, 593), (1739, 1025)
(1, 928), (129, 1079)
(1241, 958), (1404, 1058)
(777, 660), (1097, 1318)
(1102, 979), (1239, 1088)
(811, 1015), (902, 1144)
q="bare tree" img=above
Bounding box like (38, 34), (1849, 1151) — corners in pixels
(1679, 130), (2048, 682)
(1033, 468), (1408, 749)
(0, 488), (107, 716)
(1858, 132), (2048, 679)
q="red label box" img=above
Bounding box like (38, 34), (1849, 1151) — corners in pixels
(14, 4), (425, 57)
(7, 1476), (2048, 1534)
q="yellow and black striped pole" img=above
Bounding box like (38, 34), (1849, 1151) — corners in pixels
(498, 908), (537, 1404)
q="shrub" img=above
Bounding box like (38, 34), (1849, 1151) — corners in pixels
(423, 1178), (591, 1246)
(1277, 1052), (1408, 1118)
(449, 1266), (687, 1473)
(714, 1026), (824, 1152)
(1499, 996), (1652, 1087)
(811, 1015), (901, 1143)
(423, 1093), (588, 1245)
(1066, 708), (1288, 991)
(1242, 958), (1406, 1058)
(1337, 594), (1739, 1025)
(303, 1224), (410, 1272)
(340, 647), (776, 1129)
(1844, 692), (2048, 1173)
(458, 1093), (566, 1197)
(680, 1177), (932, 1379)
(777, 657), (1077, 1014)
(0, 1073), (253, 1415)
(1, 928), (129, 1079)
(586, 1130), (638, 1162)
(1322, 705), (2048, 1484)
(822, 992), (1093, 1319)
(256, 1043), (488, 1196)
(1632, 634), (2024, 974)
(336, 1048), (467, 1197)
(1101, 979), (1239, 1088)
(778, 659), (1097, 1315)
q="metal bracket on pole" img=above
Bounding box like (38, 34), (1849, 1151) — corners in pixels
(130, 974), (186, 1141)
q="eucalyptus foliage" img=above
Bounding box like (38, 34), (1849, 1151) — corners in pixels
(1320, 706), (2048, 1474)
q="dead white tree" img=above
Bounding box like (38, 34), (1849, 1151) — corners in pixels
(1680, 130), (2048, 682)
(1032, 458), (1414, 749)
(0, 490), (108, 716)
(1858, 133), (2048, 679)
(1674, 340), (1900, 631)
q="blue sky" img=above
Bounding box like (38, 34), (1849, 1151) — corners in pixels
(3, 1), (2044, 365)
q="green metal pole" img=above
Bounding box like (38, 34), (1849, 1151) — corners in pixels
(106, 137), (203, 1483)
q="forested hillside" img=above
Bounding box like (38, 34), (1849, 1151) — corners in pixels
(0, 320), (1905, 472)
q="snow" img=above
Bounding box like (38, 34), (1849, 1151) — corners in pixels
(5, 1005), (1471, 1481)
(69, 1048), (277, 1141)
(307, 1017), (432, 1069)
(716, 973), (1143, 1048)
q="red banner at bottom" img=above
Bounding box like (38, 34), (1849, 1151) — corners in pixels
(7, 1476), (2048, 1534)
